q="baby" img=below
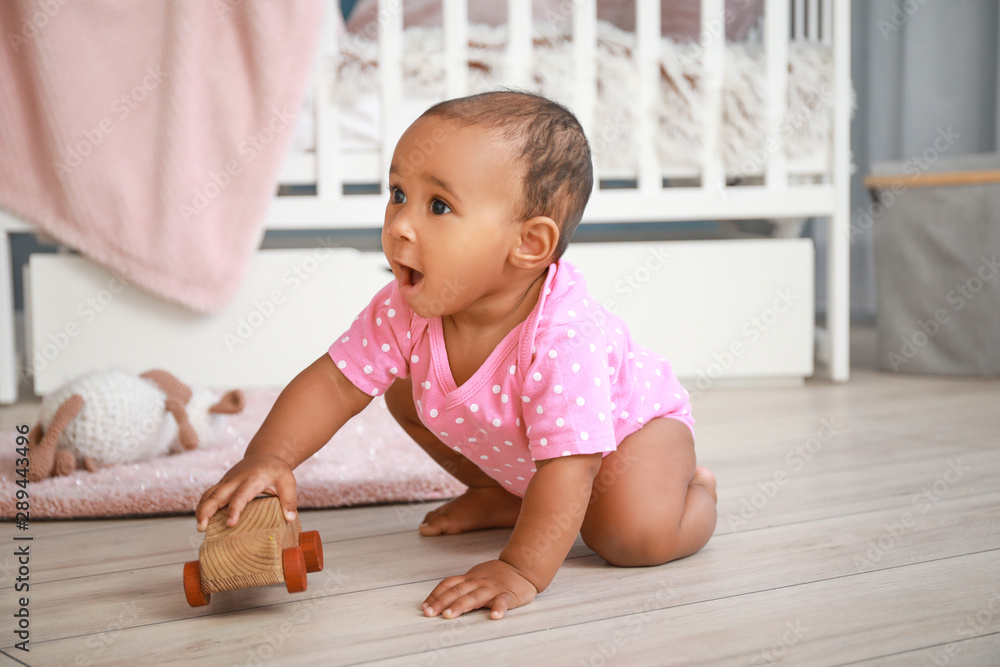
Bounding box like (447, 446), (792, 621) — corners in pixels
(196, 90), (717, 620)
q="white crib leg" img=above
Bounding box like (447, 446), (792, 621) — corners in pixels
(0, 225), (19, 403)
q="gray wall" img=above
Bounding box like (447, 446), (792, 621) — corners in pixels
(840, 0), (999, 321)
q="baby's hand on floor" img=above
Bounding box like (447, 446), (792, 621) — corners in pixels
(422, 559), (537, 620)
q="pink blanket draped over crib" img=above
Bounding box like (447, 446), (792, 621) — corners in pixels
(0, 0), (326, 312)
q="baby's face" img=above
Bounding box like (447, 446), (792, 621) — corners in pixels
(382, 115), (525, 318)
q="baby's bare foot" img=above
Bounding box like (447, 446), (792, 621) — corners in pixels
(691, 466), (718, 503)
(419, 486), (522, 536)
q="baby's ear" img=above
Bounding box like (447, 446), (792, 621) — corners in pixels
(510, 216), (559, 269)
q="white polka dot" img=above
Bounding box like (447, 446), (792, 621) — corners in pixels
(387, 308), (396, 317)
(536, 405), (544, 414)
(371, 388), (379, 396)
(674, 393), (682, 399)
(337, 360), (346, 369)
(581, 431), (588, 440)
(556, 418), (565, 427)
(572, 363), (580, 372)
(381, 343), (390, 352)
(598, 412), (606, 421)
(501, 394), (509, 403)
(390, 367), (398, 375)
(682, 408), (689, 414)
(517, 457), (526, 463)
(411, 355), (419, 363)
(654, 403), (661, 410)
(480, 455), (488, 460)
(509, 365), (516, 374)
(638, 417), (644, 423)
(567, 310), (576, 317)
(522, 396), (531, 402)
(341, 336), (349, 343)
(384, 299), (391, 305)
(470, 438), (478, 443)
(646, 381), (652, 389)
(441, 432), (449, 437)
(492, 418), (502, 427)
(516, 418), (521, 427)
(421, 381), (431, 389)
(504, 441), (513, 447)
(637, 361), (644, 368)
(505, 480), (513, 485)
(554, 385), (563, 394)
(533, 372), (542, 381)
(621, 410), (629, 418)
(493, 446), (501, 452)
(655, 368), (662, 376)
(516, 476), (524, 481)
(453, 446), (461, 452)
(362, 338), (368, 347)
(376, 317), (382, 326)
(490, 385), (501, 395)
(583, 299), (589, 306)
(616, 328), (623, 335)
(594, 378), (601, 386)
(567, 329), (576, 338)
(429, 409), (438, 418)
(562, 451), (571, 456)
(540, 438), (547, 446)
(363, 365), (373, 374)
(455, 417), (464, 424)
(407, 331), (411, 339)
(576, 397), (585, 406)
(589, 343), (597, 352)
(548, 349), (557, 359)
(470, 404), (479, 412)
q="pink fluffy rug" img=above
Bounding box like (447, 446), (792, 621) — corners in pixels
(0, 391), (465, 519)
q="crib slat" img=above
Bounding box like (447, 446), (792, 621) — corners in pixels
(636, 0), (661, 193)
(764, 0), (789, 189)
(316, 0), (341, 202)
(700, 0), (725, 195)
(572, 0), (596, 166)
(807, 0), (820, 40)
(379, 0), (404, 186)
(821, 0), (832, 45)
(506, 0), (532, 88)
(443, 0), (468, 98)
(793, 0), (805, 39)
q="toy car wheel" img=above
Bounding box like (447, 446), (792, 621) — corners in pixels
(283, 546), (308, 593)
(299, 530), (324, 573)
(183, 561), (210, 607)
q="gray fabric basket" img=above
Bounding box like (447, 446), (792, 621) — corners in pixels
(869, 152), (1000, 375)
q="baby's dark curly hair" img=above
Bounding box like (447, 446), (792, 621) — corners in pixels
(420, 90), (593, 261)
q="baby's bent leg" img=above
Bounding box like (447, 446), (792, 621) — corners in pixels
(384, 378), (522, 535)
(580, 418), (717, 567)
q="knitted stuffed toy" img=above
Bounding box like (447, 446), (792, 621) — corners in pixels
(27, 369), (245, 482)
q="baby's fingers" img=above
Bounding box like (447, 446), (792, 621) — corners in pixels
(196, 484), (232, 531)
(439, 585), (497, 620)
(489, 592), (516, 620)
(422, 576), (470, 617)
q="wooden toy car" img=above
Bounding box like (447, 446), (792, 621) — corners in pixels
(183, 496), (323, 607)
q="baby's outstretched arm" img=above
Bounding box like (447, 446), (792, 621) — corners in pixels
(195, 354), (372, 530)
(422, 452), (602, 620)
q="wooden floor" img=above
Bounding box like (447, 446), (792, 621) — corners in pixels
(2, 327), (999, 666)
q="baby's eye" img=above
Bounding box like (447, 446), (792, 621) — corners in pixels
(430, 199), (451, 215)
(390, 186), (406, 205)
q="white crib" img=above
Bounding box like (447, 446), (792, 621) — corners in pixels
(269, 0), (851, 372)
(0, 0), (851, 404)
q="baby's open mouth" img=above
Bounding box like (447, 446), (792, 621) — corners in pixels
(403, 265), (424, 287)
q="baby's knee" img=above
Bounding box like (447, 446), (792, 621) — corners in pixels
(581, 516), (678, 567)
